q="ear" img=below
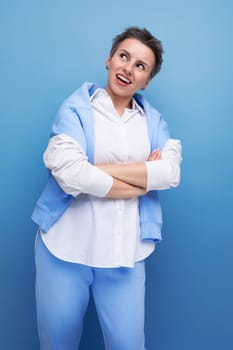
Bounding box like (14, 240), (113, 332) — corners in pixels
(106, 57), (111, 70)
(141, 78), (151, 90)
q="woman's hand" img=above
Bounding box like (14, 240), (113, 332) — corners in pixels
(147, 149), (161, 161)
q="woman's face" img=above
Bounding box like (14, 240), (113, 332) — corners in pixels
(106, 38), (155, 103)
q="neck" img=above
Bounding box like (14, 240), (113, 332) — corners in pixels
(106, 89), (132, 117)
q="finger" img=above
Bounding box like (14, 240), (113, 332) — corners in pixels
(147, 148), (161, 161)
(152, 149), (161, 160)
(154, 149), (161, 160)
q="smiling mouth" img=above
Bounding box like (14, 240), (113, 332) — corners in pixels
(116, 74), (131, 84)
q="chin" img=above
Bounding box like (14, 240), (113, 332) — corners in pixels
(113, 83), (134, 96)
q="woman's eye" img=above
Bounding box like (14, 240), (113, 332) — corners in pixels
(119, 53), (128, 61)
(137, 63), (145, 71)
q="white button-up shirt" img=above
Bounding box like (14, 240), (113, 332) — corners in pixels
(41, 88), (182, 267)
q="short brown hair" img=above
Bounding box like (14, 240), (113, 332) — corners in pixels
(110, 26), (164, 79)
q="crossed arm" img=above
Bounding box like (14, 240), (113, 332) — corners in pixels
(43, 134), (181, 199)
(97, 149), (161, 198)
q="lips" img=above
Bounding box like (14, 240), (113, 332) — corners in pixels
(116, 74), (131, 85)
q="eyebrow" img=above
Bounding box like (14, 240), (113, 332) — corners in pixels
(119, 49), (149, 68)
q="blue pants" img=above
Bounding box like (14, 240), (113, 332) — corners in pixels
(35, 233), (146, 350)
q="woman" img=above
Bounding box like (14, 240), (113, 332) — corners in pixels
(32, 26), (182, 350)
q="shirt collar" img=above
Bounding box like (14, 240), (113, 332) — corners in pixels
(91, 88), (145, 116)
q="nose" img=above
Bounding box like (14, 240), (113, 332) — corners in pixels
(123, 62), (133, 76)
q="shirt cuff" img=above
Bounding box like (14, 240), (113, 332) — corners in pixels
(145, 160), (173, 191)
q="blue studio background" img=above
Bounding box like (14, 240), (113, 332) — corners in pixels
(1, 1), (232, 349)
